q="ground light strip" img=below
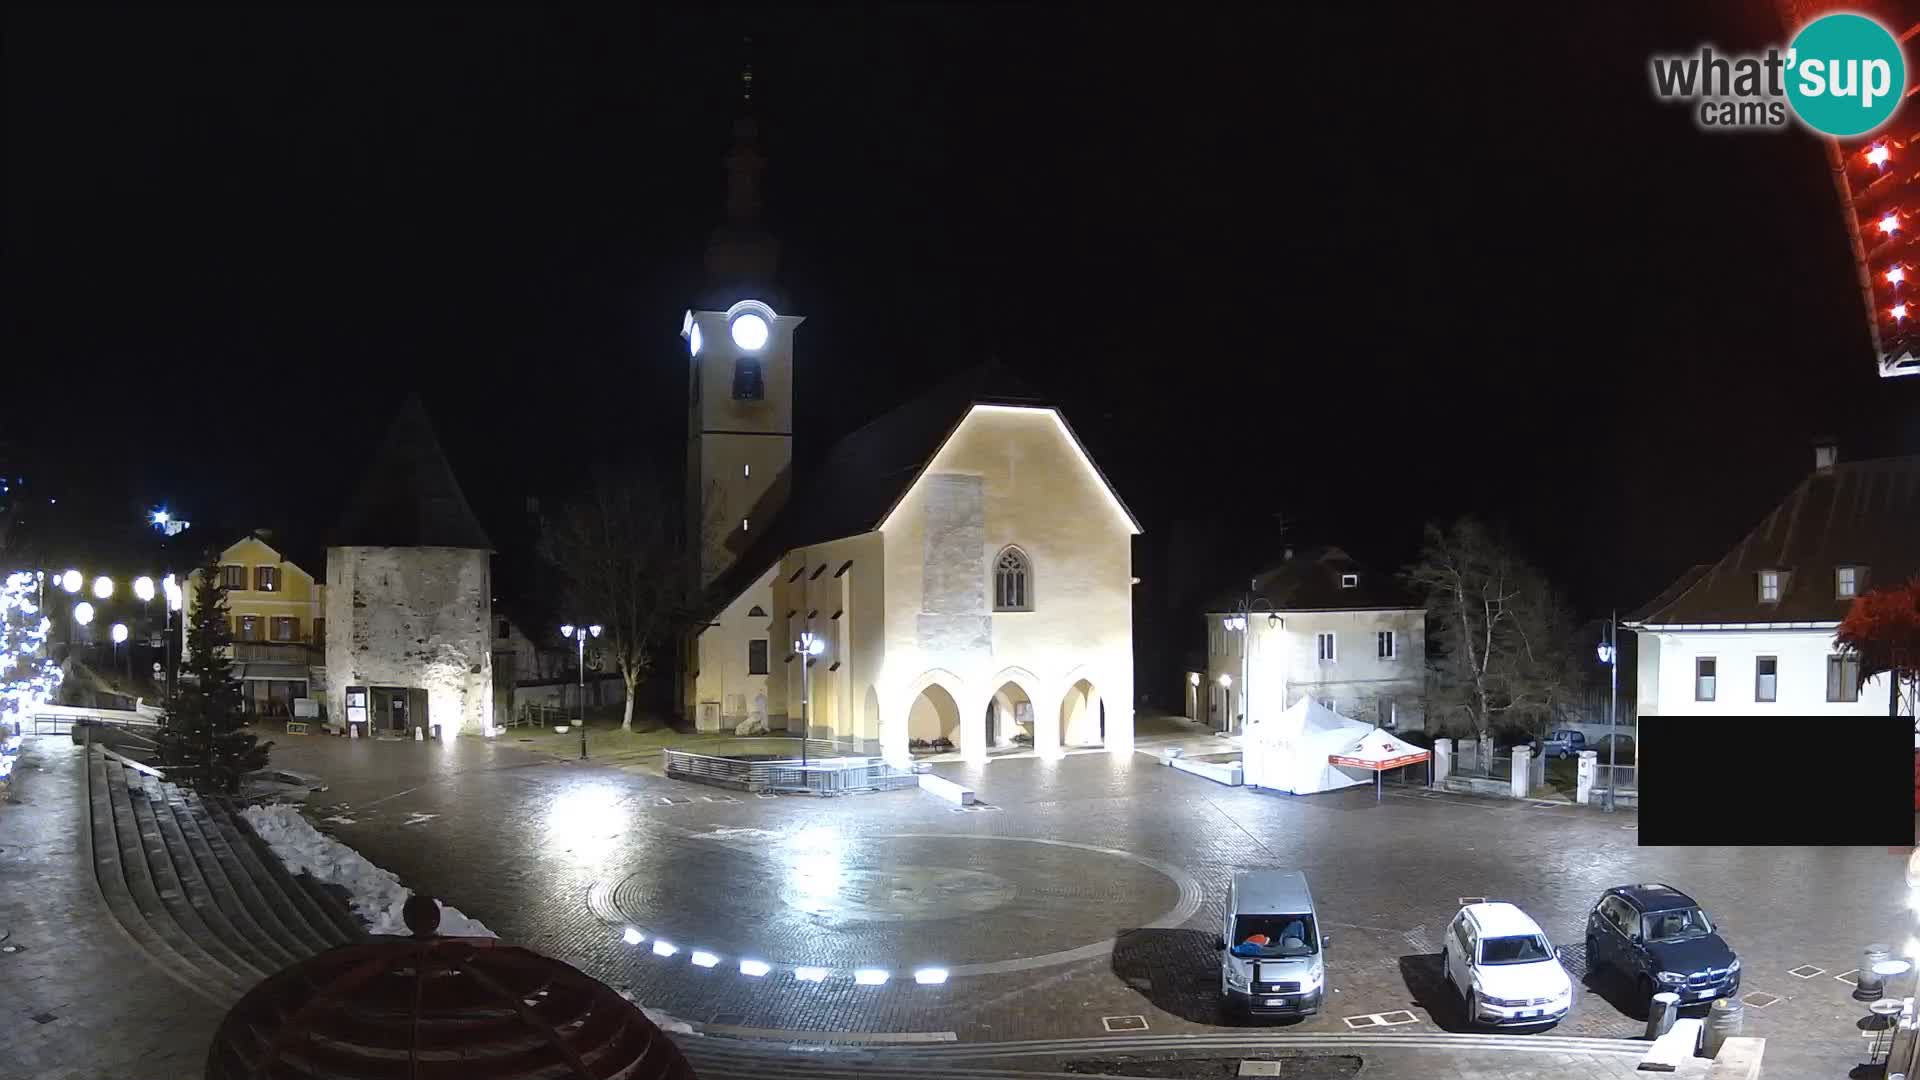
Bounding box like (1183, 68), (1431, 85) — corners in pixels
(621, 926), (946, 987)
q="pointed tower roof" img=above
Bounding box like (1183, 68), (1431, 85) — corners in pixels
(329, 396), (492, 551)
(700, 37), (782, 309)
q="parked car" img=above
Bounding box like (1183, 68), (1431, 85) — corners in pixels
(1216, 870), (1328, 1017)
(1541, 729), (1587, 759)
(1440, 902), (1573, 1027)
(1585, 884), (1738, 1010)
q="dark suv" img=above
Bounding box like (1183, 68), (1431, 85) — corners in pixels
(1585, 884), (1739, 1010)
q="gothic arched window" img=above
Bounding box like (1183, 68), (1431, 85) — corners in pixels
(993, 546), (1033, 612)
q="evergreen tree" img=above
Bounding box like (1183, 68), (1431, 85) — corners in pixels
(157, 554), (269, 792)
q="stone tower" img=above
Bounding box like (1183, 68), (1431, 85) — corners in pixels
(324, 396), (494, 738)
(685, 50), (803, 587)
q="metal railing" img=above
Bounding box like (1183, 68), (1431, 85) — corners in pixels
(663, 748), (917, 796)
(27, 707), (162, 737)
(1595, 763), (1638, 793)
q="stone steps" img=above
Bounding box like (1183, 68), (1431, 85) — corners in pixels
(84, 749), (367, 1007)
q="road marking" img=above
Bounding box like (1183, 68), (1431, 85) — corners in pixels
(1342, 1010), (1418, 1029)
(1743, 992), (1781, 1009)
(755, 792), (778, 799)
(1788, 965), (1825, 979)
(699, 1023), (959, 1043)
(1836, 969), (1860, 986)
(1101, 1015), (1148, 1032)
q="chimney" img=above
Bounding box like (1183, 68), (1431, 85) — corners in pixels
(1812, 439), (1837, 473)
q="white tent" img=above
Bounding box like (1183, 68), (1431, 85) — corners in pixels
(1241, 698), (1376, 795)
(1330, 727), (1433, 801)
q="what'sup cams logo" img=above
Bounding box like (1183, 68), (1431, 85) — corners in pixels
(1651, 12), (1906, 136)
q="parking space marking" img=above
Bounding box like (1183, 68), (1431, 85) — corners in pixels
(1743, 992), (1782, 1009)
(1789, 965), (1826, 979)
(1342, 1010), (1420, 1029)
(1836, 969), (1860, 986)
(1101, 1015), (1148, 1032)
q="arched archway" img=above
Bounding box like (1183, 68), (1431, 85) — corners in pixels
(862, 685), (882, 754)
(986, 681), (1035, 751)
(1060, 678), (1104, 748)
(907, 682), (963, 751)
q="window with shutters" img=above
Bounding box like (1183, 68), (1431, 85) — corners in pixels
(1827, 654), (1861, 702)
(222, 564), (247, 590)
(270, 617), (298, 642)
(255, 565), (279, 592)
(993, 547), (1033, 611)
(237, 615), (262, 642)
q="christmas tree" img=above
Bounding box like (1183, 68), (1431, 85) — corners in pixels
(0, 570), (62, 733)
(157, 553), (269, 792)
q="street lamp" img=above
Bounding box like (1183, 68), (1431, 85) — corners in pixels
(73, 601), (95, 626)
(92, 576), (114, 600)
(162, 574), (183, 707)
(59, 570), (81, 594)
(560, 623), (601, 760)
(1220, 583), (1279, 735)
(1596, 613), (1619, 813)
(795, 631), (826, 765)
(133, 576), (155, 603)
(111, 623), (130, 683)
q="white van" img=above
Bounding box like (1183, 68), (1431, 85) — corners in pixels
(1217, 870), (1328, 1017)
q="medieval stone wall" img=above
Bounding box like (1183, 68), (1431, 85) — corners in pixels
(325, 546), (493, 736)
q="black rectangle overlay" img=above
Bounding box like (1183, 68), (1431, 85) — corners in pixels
(1639, 716), (1914, 847)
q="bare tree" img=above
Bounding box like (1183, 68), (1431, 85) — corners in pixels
(1404, 517), (1583, 739)
(539, 467), (724, 732)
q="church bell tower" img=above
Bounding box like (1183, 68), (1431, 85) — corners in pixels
(685, 46), (801, 587)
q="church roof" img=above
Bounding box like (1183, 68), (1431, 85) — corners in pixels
(705, 362), (1122, 608)
(1625, 453), (1920, 626)
(1203, 546), (1421, 615)
(329, 395), (493, 551)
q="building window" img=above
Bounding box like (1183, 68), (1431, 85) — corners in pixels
(1755, 656), (1777, 703)
(1341, 573), (1359, 588)
(748, 639), (769, 675)
(1379, 698), (1396, 728)
(496, 618), (511, 639)
(255, 566), (279, 592)
(222, 564), (247, 590)
(993, 546), (1033, 611)
(1836, 566), (1859, 599)
(270, 617), (298, 642)
(1376, 630), (1396, 659)
(1694, 657), (1716, 701)
(237, 615), (262, 643)
(1316, 632), (1336, 662)
(1757, 570), (1781, 604)
(1827, 654), (1861, 702)
(732, 357), (765, 400)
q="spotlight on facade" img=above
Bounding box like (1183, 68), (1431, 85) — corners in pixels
(74, 601), (95, 626)
(111, 623), (129, 644)
(60, 570), (81, 594)
(1218, 673), (1232, 687)
(622, 927), (643, 945)
(689, 322), (703, 356)
(730, 311), (770, 351)
(1189, 672), (1200, 686)
(92, 576), (113, 600)
(739, 959), (771, 977)
(133, 576), (155, 602)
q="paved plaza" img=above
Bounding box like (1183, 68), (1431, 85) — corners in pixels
(250, 728), (1911, 1078)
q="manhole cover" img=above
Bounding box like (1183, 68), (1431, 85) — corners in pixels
(1789, 965), (1826, 979)
(1744, 992), (1781, 1009)
(1101, 1014), (1148, 1032)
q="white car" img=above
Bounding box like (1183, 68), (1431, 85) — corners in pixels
(1440, 902), (1573, 1027)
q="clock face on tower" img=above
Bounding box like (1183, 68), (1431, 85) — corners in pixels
(730, 312), (769, 351)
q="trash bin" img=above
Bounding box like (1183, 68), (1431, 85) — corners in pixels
(1703, 996), (1743, 1057)
(1859, 944), (1893, 1000)
(1646, 992), (1681, 1038)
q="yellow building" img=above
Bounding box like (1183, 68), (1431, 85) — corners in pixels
(186, 533), (327, 720)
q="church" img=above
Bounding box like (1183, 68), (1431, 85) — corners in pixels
(682, 87), (1139, 767)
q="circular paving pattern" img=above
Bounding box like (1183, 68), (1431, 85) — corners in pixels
(592, 832), (1202, 976)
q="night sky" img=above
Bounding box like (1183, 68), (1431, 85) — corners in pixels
(7, 6), (1919, 678)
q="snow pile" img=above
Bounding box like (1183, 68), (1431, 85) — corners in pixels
(615, 991), (696, 1034)
(240, 803), (494, 938)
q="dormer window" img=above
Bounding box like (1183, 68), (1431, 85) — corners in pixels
(1757, 570), (1782, 604)
(732, 357), (765, 400)
(1836, 565), (1862, 599)
(1340, 573), (1359, 588)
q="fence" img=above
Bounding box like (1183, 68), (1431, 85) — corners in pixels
(663, 748), (918, 796)
(1595, 763), (1638, 794)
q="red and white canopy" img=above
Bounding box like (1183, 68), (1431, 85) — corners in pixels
(1328, 727), (1431, 772)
